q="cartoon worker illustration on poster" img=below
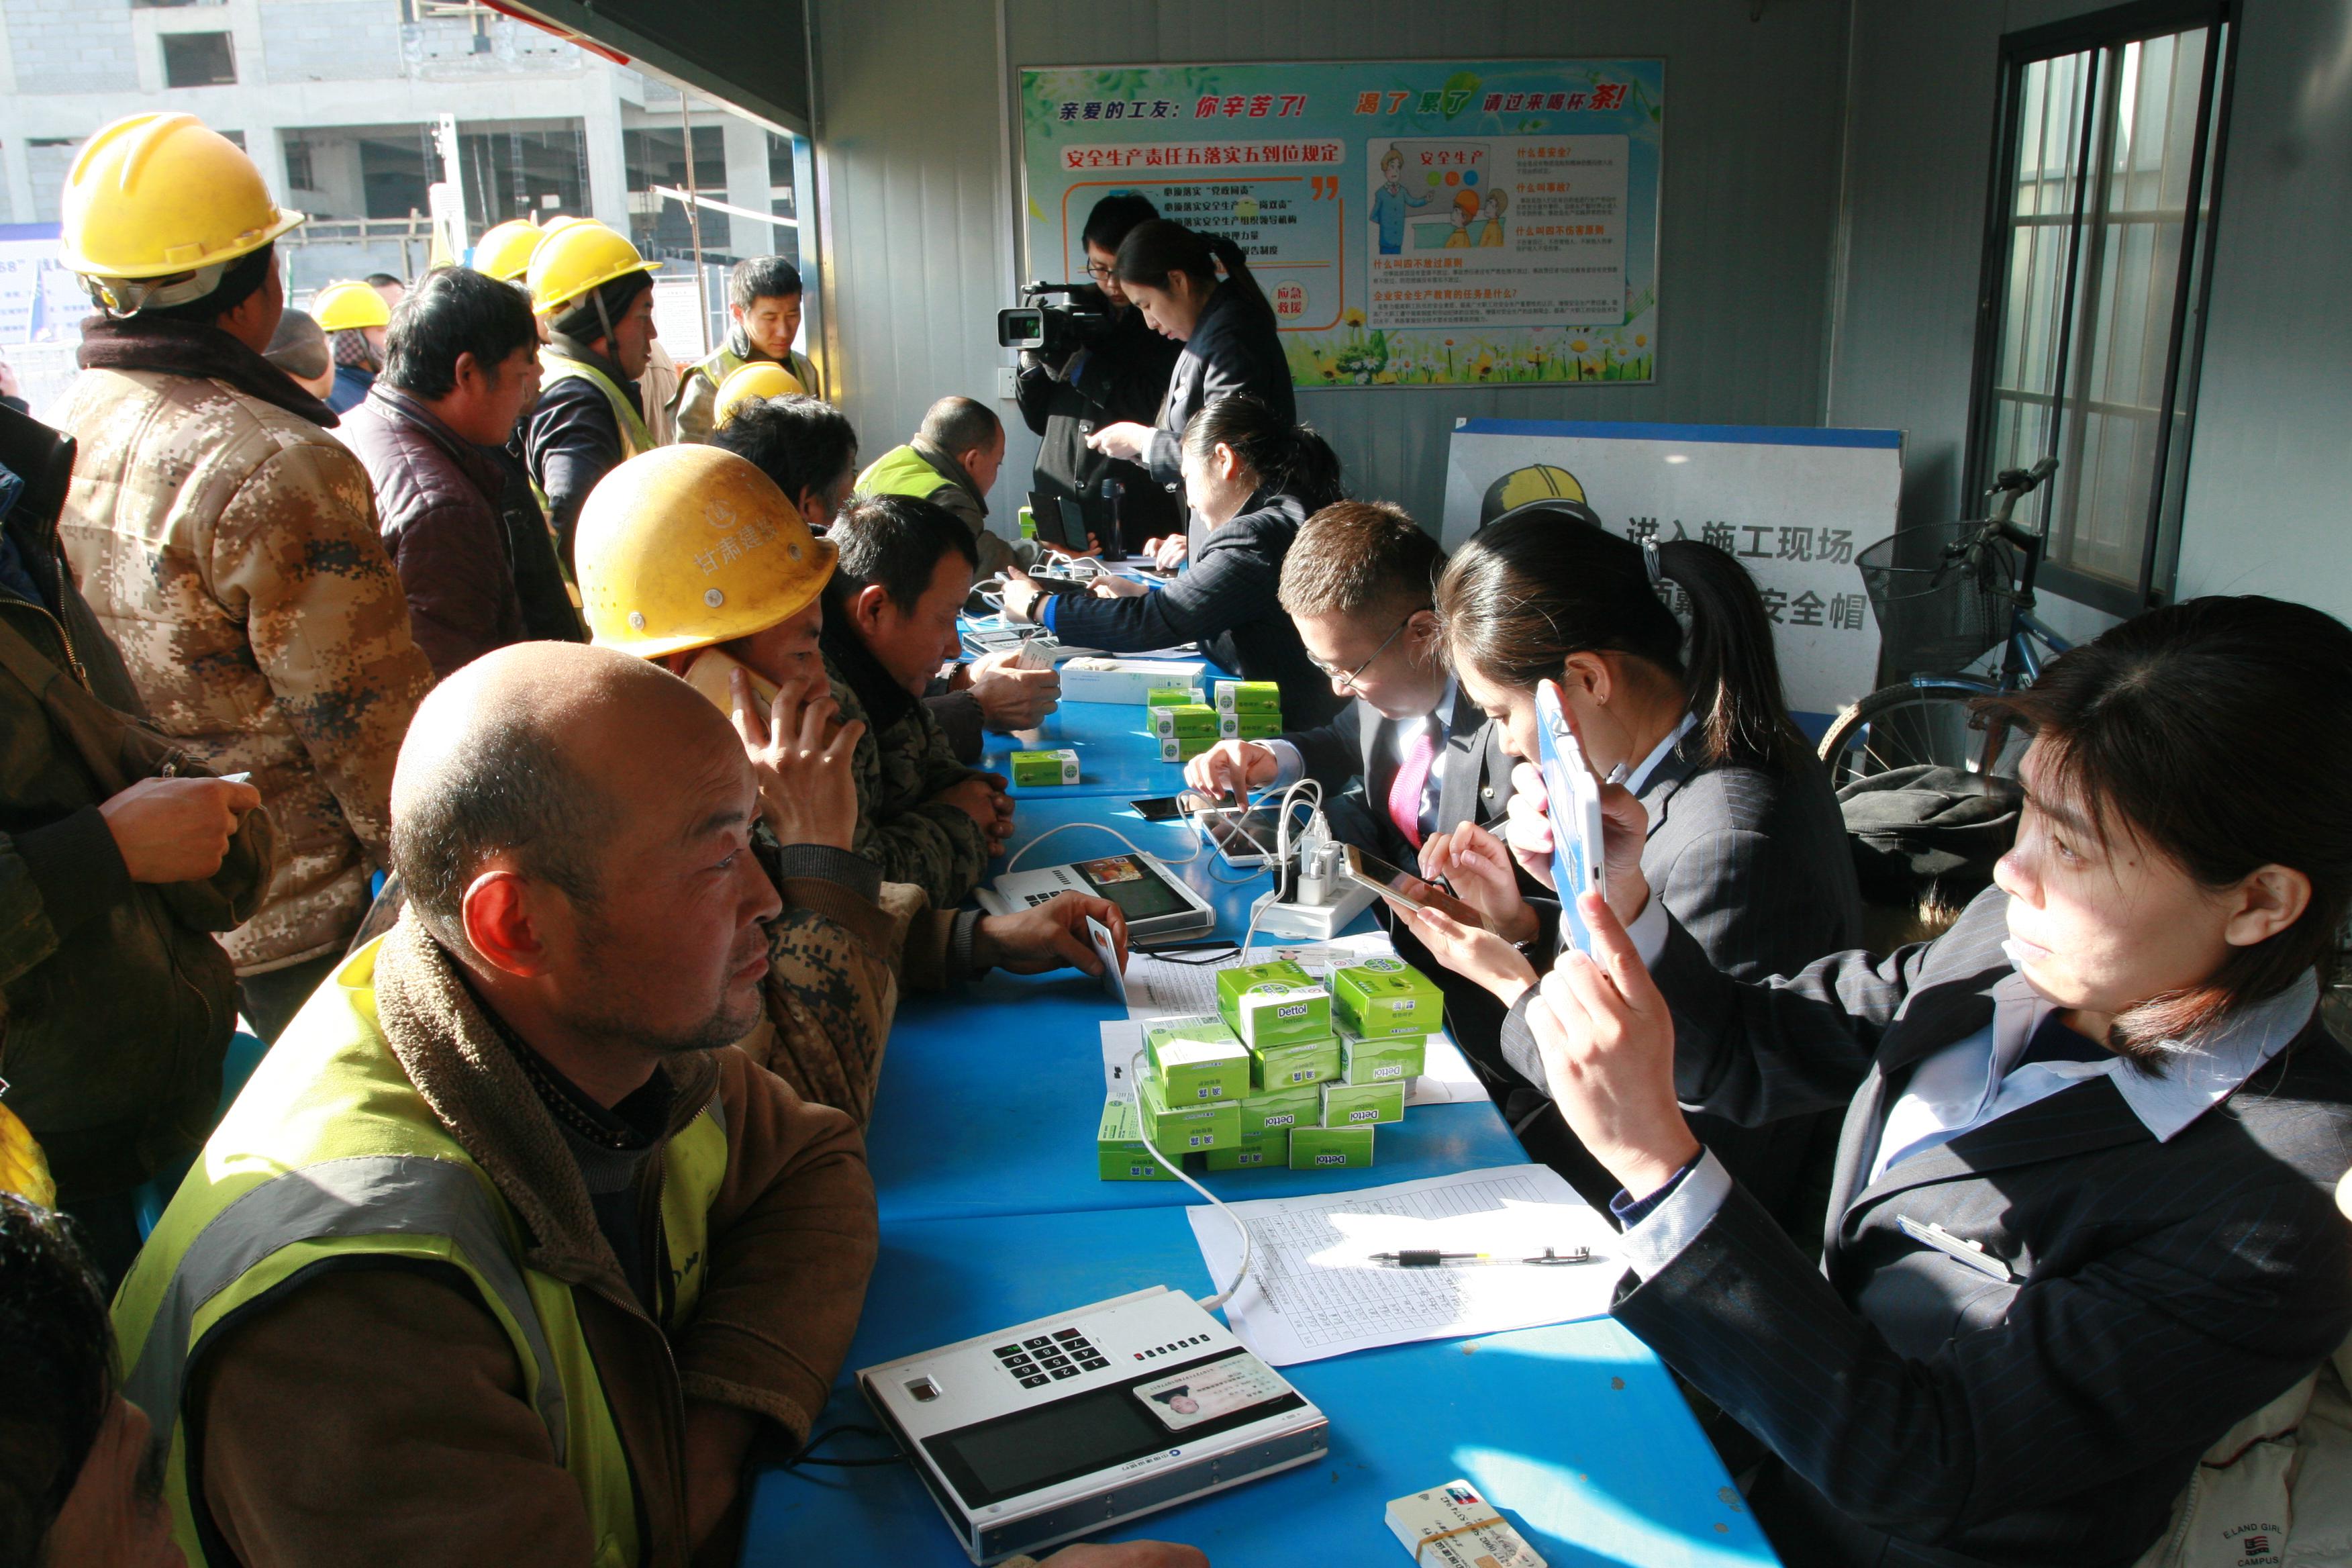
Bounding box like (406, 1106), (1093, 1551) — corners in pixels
(1481, 462), (1602, 530)
(1371, 144), (1432, 256)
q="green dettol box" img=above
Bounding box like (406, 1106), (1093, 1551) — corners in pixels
(1338, 1028), (1426, 1086)
(1248, 1034), (1340, 1091)
(1320, 1079), (1406, 1128)
(1097, 1097), (1178, 1181)
(1142, 1014), (1250, 1104)
(1331, 957), (1445, 1040)
(1204, 1128), (1289, 1172)
(1288, 1125), (1375, 1171)
(1137, 1067), (1240, 1153)
(1234, 1082), (1322, 1132)
(1216, 959), (1332, 1048)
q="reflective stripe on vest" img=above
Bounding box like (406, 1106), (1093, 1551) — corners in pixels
(121, 1153), (571, 1461)
(856, 443), (949, 503)
(542, 349), (652, 458)
(109, 936), (732, 1568)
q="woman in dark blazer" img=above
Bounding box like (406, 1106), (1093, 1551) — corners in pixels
(1406, 507), (1861, 1216)
(1083, 219), (1293, 538)
(1473, 596), (2352, 1568)
(1001, 395), (1344, 731)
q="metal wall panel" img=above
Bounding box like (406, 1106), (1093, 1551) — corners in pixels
(811, 0), (1853, 537)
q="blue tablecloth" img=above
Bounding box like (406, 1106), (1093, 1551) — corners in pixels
(981, 700), (1193, 800)
(738, 699), (1781, 1567)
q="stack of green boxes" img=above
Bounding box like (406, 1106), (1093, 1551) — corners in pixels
(1214, 679), (1283, 741)
(1097, 953), (1449, 1180)
(1150, 702), (1220, 763)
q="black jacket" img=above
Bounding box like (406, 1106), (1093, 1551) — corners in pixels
(1015, 299), (1183, 550)
(483, 442), (585, 646)
(340, 385), (524, 681)
(517, 338), (642, 575)
(1042, 489), (1340, 730)
(0, 403), (271, 1198)
(1140, 283), (1293, 489)
(1514, 887), (2352, 1568)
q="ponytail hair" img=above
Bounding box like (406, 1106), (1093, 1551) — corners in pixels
(1435, 506), (1807, 771)
(1114, 219), (1271, 319)
(1183, 394), (1344, 513)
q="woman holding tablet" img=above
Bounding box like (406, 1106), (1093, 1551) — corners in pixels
(1493, 596), (2352, 1566)
(1001, 395), (1346, 730)
(1083, 219), (1293, 569)
(1405, 506), (1861, 1212)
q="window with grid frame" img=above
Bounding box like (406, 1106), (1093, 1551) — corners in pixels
(1966, 0), (2234, 616)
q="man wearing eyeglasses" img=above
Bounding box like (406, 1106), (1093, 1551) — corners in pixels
(1183, 501), (1514, 869)
(1013, 193), (1183, 556)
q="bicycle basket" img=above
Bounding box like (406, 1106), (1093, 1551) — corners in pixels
(1854, 520), (2020, 677)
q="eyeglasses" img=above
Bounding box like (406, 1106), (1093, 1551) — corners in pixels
(1308, 617), (1410, 691)
(1083, 262), (1117, 281)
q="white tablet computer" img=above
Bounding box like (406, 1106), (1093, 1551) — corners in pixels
(978, 850), (1216, 943)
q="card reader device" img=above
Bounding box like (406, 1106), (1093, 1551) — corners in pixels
(1532, 680), (1609, 953)
(978, 850), (1216, 942)
(860, 1285), (1328, 1565)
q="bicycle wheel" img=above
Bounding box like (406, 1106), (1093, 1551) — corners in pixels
(1818, 685), (2025, 789)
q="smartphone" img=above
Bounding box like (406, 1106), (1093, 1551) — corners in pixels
(681, 646), (779, 716)
(1130, 795), (1188, 823)
(1339, 844), (1487, 930)
(1195, 803), (1288, 867)
(1533, 679), (1609, 952)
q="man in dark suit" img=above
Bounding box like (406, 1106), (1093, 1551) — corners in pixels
(1184, 501), (1512, 861)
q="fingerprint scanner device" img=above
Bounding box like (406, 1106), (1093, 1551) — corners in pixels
(1533, 680), (1608, 953)
(860, 1285), (1328, 1565)
(978, 850), (1215, 942)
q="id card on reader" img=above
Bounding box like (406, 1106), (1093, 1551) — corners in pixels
(1534, 679), (1608, 954)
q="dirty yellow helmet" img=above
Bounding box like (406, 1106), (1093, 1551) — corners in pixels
(526, 219), (659, 317)
(312, 279), (391, 333)
(577, 445), (838, 660)
(471, 218), (544, 283)
(1479, 462), (1600, 530)
(59, 112), (305, 314)
(712, 360), (808, 426)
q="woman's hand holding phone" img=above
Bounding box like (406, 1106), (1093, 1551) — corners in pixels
(1502, 763), (1558, 888)
(1418, 824), (1539, 946)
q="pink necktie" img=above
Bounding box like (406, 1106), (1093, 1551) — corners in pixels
(1387, 723), (1437, 849)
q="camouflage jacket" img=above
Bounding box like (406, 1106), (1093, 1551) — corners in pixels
(820, 633), (992, 910)
(56, 324), (434, 972)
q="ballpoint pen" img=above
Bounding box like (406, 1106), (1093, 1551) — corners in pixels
(1367, 1246), (1596, 1268)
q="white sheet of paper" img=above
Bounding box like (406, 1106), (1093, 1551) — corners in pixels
(1086, 915), (1128, 1006)
(1186, 1164), (1618, 1365)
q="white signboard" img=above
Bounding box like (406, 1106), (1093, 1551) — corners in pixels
(1440, 419), (1900, 724)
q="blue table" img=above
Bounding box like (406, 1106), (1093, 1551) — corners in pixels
(981, 701), (1190, 801)
(744, 1207), (1777, 1568)
(736, 699), (1780, 1567)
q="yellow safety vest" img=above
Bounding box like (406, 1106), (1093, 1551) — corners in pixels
(111, 938), (730, 1568)
(541, 348), (654, 458)
(692, 342), (822, 401)
(857, 442), (953, 504)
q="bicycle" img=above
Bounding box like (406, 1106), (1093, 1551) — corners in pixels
(1818, 456), (2069, 787)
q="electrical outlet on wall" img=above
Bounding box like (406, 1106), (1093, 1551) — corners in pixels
(997, 364), (1018, 399)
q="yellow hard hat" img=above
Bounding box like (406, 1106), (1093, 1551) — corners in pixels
(1480, 462), (1599, 529)
(526, 219), (659, 317)
(312, 279), (391, 333)
(471, 218), (544, 282)
(59, 112), (305, 309)
(577, 445), (838, 660)
(713, 360), (808, 426)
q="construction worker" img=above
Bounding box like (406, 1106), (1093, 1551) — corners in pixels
(518, 218), (660, 574)
(53, 111), (435, 1044)
(577, 446), (1120, 1119)
(312, 278), (391, 414)
(672, 254), (822, 444)
(856, 393), (1020, 577)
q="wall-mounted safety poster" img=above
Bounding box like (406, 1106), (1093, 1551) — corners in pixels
(1440, 420), (1901, 724)
(1016, 61), (1663, 389)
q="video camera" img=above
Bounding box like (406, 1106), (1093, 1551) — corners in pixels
(997, 279), (1112, 360)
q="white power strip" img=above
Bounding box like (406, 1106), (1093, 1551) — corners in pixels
(1248, 881), (1378, 939)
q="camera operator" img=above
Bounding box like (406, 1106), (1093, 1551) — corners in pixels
(1085, 219), (1293, 573)
(1014, 194), (1181, 556)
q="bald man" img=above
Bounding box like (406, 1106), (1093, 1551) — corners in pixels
(113, 642), (885, 1567)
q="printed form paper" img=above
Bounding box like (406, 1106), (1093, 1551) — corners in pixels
(1185, 1165), (1620, 1365)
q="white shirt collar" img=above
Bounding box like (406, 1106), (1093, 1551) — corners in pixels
(1617, 710), (1698, 796)
(1994, 944), (2319, 1143)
